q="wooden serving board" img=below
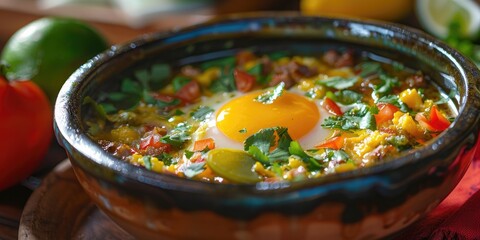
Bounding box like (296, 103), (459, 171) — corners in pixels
(18, 160), (134, 239)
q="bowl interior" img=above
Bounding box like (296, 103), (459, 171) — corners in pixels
(56, 14), (479, 193)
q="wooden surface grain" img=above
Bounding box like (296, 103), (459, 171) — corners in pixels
(18, 161), (134, 240)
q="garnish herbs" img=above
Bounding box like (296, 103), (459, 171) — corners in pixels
(190, 106), (214, 121)
(255, 82), (285, 104)
(322, 104), (377, 130)
(184, 162), (206, 178)
(316, 76), (359, 90)
(161, 122), (191, 147)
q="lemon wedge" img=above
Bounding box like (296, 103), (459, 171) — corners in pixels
(416, 0), (480, 39)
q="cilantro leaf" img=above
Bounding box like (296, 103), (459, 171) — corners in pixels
(121, 78), (143, 94)
(374, 74), (399, 96)
(157, 153), (174, 165)
(244, 128), (275, 153)
(326, 90), (363, 105)
(317, 76), (359, 90)
(268, 148), (290, 162)
(289, 141), (323, 170)
(184, 162), (206, 178)
(324, 149), (350, 163)
(172, 76), (191, 92)
(247, 63), (269, 84)
(150, 63), (171, 89)
(184, 150), (194, 159)
(255, 82), (285, 104)
(209, 68), (236, 93)
(155, 98), (181, 108)
(267, 51), (289, 61)
(322, 104), (377, 130)
(356, 62), (383, 77)
(143, 156), (152, 170)
(190, 106), (214, 121)
(83, 96), (109, 119)
(200, 56), (235, 70)
(247, 145), (270, 165)
(161, 123), (191, 147)
(244, 127), (293, 165)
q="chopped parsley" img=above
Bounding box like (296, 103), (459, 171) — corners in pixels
(190, 106), (214, 121)
(244, 127), (291, 165)
(157, 153), (174, 165)
(172, 76), (192, 91)
(322, 104), (377, 130)
(326, 90), (363, 105)
(316, 76), (359, 90)
(184, 162), (206, 178)
(356, 62), (383, 77)
(161, 122), (191, 147)
(374, 74), (399, 96)
(154, 97), (181, 109)
(289, 141), (323, 170)
(255, 82), (285, 104)
(142, 156), (153, 170)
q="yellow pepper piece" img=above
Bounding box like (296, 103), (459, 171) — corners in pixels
(110, 126), (139, 144)
(197, 67), (220, 87)
(393, 111), (422, 137)
(335, 162), (356, 173)
(399, 88), (423, 111)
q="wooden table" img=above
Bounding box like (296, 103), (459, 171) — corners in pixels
(0, 142), (67, 240)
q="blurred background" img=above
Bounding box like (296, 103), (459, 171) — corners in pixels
(0, 0), (299, 45)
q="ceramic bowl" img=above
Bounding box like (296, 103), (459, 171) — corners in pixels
(54, 14), (480, 240)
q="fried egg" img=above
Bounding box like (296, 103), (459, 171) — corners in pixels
(187, 87), (338, 150)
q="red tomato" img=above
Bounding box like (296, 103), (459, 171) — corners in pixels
(375, 103), (399, 125)
(175, 80), (201, 103)
(315, 135), (344, 150)
(139, 134), (171, 152)
(234, 69), (255, 92)
(416, 105), (451, 132)
(322, 97), (343, 116)
(193, 138), (215, 151)
(0, 76), (52, 190)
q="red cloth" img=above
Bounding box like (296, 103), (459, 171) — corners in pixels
(399, 149), (480, 239)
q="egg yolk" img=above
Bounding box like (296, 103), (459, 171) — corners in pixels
(216, 91), (320, 142)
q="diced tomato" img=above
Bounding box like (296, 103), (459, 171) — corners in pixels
(193, 138), (215, 151)
(322, 97), (343, 116)
(140, 134), (171, 152)
(375, 103), (399, 125)
(315, 135), (344, 150)
(416, 105), (451, 132)
(175, 80), (201, 103)
(234, 69), (255, 92)
(428, 105), (451, 131)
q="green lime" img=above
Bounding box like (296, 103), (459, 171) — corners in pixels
(416, 0), (480, 39)
(0, 17), (108, 103)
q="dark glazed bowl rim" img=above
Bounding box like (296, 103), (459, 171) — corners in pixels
(54, 12), (480, 194)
